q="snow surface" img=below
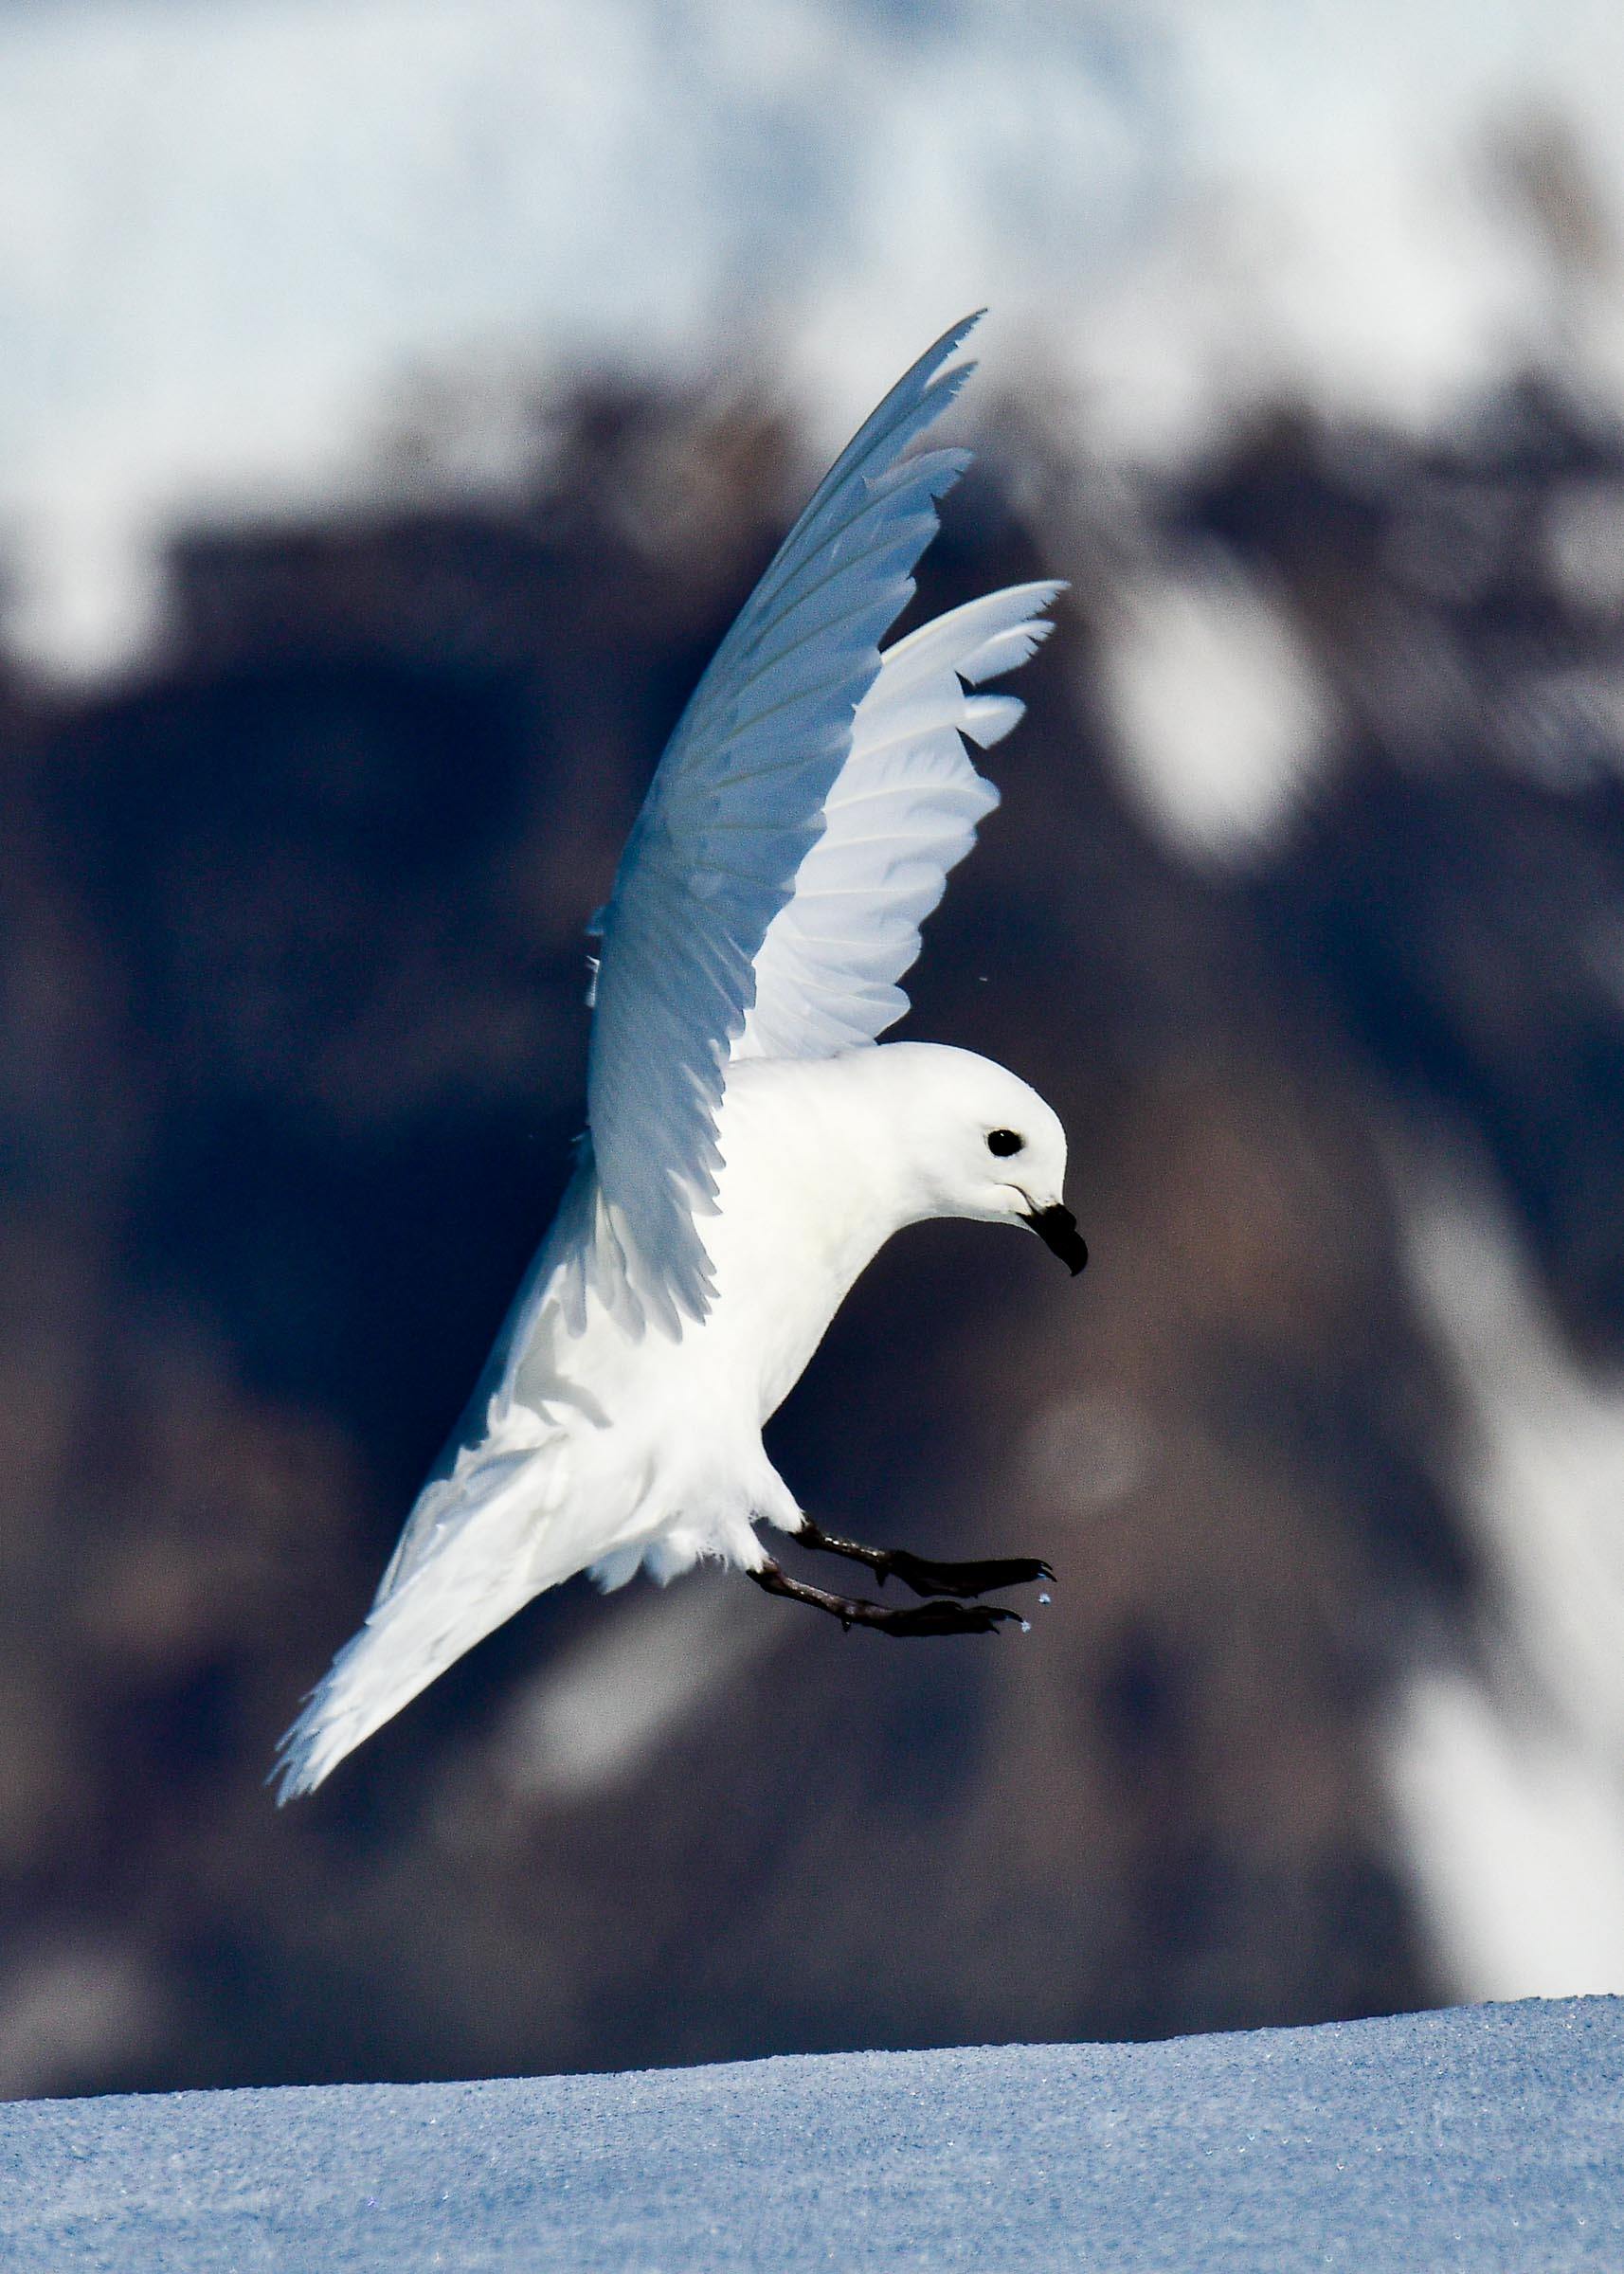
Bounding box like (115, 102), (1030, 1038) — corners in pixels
(0, 1997), (1617, 2271)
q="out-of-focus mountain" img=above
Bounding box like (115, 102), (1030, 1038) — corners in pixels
(9, 356), (1624, 2097)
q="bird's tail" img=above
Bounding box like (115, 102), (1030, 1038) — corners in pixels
(274, 1431), (574, 1802)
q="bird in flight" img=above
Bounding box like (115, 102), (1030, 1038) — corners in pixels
(277, 313), (1085, 1800)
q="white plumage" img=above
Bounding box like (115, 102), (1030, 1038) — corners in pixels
(277, 316), (1077, 1800)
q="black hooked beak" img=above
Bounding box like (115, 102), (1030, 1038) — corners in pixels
(1024, 1202), (1089, 1276)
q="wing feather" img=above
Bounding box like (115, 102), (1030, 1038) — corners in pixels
(584, 312), (1062, 1335)
(733, 581), (1063, 1064)
(585, 316), (985, 1332)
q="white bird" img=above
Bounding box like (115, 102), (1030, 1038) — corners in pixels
(276, 314), (1085, 1801)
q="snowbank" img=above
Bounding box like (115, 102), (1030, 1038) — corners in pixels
(0, 1996), (1616, 2270)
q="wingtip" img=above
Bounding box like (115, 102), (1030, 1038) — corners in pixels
(928, 313), (983, 389)
(1008, 581), (1070, 643)
(904, 311), (986, 406)
(1008, 577), (1066, 609)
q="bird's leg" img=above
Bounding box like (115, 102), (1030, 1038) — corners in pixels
(792, 1516), (1054, 1602)
(749, 1560), (1021, 1637)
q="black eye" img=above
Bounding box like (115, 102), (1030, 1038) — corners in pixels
(986, 1128), (1023, 1158)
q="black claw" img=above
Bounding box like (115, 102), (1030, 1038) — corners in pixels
(880, 1550), (1055, 1601)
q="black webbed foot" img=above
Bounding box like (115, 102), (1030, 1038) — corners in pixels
(867, 1597), (1025, 1637)
(748, 1561), (1023, 1638)
(793, 1518), (1055, 1601)
(875, 1550), (1056, 1601)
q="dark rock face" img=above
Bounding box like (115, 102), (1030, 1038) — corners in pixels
(2, 370), (1616, 2095)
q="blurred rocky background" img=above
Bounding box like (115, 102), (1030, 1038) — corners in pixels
(3, 0), (1624, 2097)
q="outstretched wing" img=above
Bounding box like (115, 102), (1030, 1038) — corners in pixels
(732, 580), (1061, 1059)
(584, 313), (1060, 1335)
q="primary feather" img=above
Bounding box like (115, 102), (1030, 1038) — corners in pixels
(735, 581), (1061, 1060)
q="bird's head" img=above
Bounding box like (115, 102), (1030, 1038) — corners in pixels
(874, 1043), (1088, 1275)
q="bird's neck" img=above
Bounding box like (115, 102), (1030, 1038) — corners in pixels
(700, 1056), (923, 1413)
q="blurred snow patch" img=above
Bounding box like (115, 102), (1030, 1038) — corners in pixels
(494, 1572), (774, 1803)
(0, 1940), (161, 2098)
(5, 0), (1624, 675)
(1544, 479), (1624, 616)
(1386, 1172), (1624, 1999)
(0, 0), (1160, 677)
(1024, 1388), (1150, 1515)
(1095, 553), (1331, 862)
(1392, 1668), (1624, 2000)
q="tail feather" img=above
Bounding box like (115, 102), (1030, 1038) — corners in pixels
(274, 1570), (527, 1803)
(274, 1431), (573, 1801)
